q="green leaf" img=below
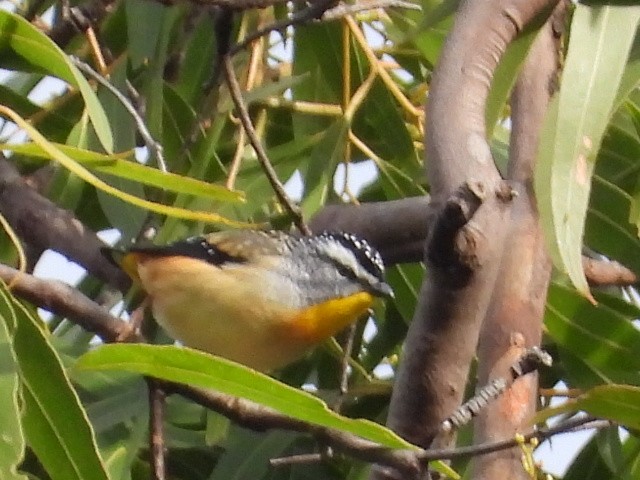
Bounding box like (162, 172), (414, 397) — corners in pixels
(587, 176), (640, 274)
(0, 288), (27, 480)
(4, 284), (109, 480)
(124, 0), (168, 70)
(573, 385), (640, 430)
(0, 10), (113, 151)
(0, 106), (249, 227)
(0, 142), (244, 203)
(546, 282), (640, 383)
(385, 264), (424, 325)
(209, 430), (296, 480)
(76, 344), (414, 449)
(535, 4), (640, 299)
(301, 118), (349, 215)
(175, 15), (216, 104)
(614, 33), (640, 111)
(596, 121), (640, 194)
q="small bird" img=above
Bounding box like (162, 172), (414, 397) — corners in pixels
(107, 230), (393, 371)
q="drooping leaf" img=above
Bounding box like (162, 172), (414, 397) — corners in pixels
(535, 4), (640, 299)
(3, 284), (109, 480)
(540, 385), (640, 431)
(0, 142), (244, 203)
(575, 385), (640, 430)
(586, 176), (640, 274)
(0, 10), (113, 151)
(546, 282), (640, 384)
(76, 344), (414, 449)
(0, 106), (250, 227)
(0, 287), (27, 480)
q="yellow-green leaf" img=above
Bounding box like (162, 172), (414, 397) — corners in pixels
(76, 344), (414, 449)
(535, 4), (640, 300)
(0, 142), (244, 203)
(0, 10), (113, 151)
(0, 106), (251, 227)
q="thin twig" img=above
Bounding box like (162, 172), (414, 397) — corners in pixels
(0, 263), (133, 342)
(148, 379), (167, 480)
(256, 98), (343, 116)
(230, 0), (421, 54)
(440, 347), (552, 433)
(323, 0), (421, 21)
(270, 453), (324, 467)
(345, 15), (421, 119)
(222, 54), (310, 234)
(333, 323), (357, 413)
(230, 0), (336, 55)
(421, 416), (610, 462)
(84, 26), (108, 74)
(226, 30), (266, 190)
(70, 57), (167, 172)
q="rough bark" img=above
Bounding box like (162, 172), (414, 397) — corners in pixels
(472, 4), (565, 478)
(370, 1), (560, 478)
(0, 155), (130, 291)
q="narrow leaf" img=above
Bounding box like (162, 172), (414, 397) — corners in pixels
(301, 119), (349, 215)
(0, 10), (113, 151)
(0, 142), (244, 203)
(535, 4), (640, 299)
(0, 106), (251, 227)
(540, 385), (640, 431)
(76, 344), (414, 449)
(546, 283), (640, 382)
(4, 285), (109, 480)
(0, 288), (27, 480)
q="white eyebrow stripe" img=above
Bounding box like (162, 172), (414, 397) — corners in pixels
(314, 238), (381, 288)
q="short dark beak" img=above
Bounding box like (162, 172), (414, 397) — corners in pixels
(374, 281), (394, 299)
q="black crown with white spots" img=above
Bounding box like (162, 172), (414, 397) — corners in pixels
(318, 231), (385, 281)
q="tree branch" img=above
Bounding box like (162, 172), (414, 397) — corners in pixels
(583, 256), (637, 287)
(0, 263), (610, 479)
(440, 347), (552, 435)
(311, 199), (638, 287)
(0, 155), (131, 291)
(473, 4), (564, 478)
(378, 1), (562, 461)
(148, 379), (167, 480)
(0, 263), (131, 342)
(310, 197), (433, 264)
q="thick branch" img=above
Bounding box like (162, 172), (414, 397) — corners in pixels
(0, 263), (131, 342)
(472, 3), (565, 479)
(379, 1), (560, 460)
(427, 0), (556, 199)
(583, 257), (637, 287)
(311, 200), (638, 287)
(310, 197), (433, 264)
(0, 156), (130, 291)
